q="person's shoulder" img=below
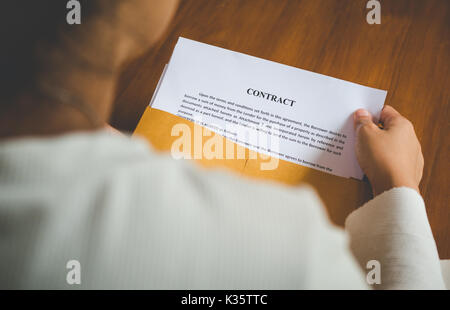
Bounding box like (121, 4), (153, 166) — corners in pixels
(93, 131), (331, 227)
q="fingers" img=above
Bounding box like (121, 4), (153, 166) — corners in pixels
(353, 109), (377, 132)
(354, 106), (413, 134)
(380, 105), (402, 129)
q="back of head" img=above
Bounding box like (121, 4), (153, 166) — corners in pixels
(0, 1), (105, 104)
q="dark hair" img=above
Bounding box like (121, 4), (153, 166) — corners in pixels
(0, 0), (104, 103)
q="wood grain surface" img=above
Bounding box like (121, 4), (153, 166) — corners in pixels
(111, 0), (449, 258)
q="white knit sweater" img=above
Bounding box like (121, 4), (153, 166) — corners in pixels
(0, 130), (445, 289)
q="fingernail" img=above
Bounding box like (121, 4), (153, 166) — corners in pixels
(355, 109), (370, 118)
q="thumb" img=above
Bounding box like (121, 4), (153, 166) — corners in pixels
(379, 105), (402, 129)
(354, 109), (377, 132)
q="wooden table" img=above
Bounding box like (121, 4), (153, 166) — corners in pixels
(111, 0), (449, 258)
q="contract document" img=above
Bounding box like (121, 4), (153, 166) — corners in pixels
(149, 37), (387, 179)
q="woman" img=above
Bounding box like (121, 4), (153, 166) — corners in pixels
(0, 0), (445, 289)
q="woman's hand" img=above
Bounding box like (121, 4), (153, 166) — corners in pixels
(354, 105), (424, 196)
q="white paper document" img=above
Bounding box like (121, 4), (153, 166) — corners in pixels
(150, 37), (387, 179)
